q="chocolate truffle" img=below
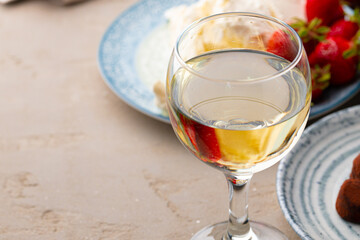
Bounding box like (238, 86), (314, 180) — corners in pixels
(336, 179), (360, 223)
(350, 154), (360, 179)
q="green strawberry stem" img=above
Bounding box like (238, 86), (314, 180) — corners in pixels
(312, 64), (331, 89)
(291, 18), (329, 43)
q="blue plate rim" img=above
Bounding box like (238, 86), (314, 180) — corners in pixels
(97, 0), (172, 124)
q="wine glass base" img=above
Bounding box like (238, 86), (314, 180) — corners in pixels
(191, 220), (288, 240)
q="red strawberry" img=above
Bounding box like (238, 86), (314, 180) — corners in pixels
(193, 123), (221, 162)
(291, 18), (329, 55)
(179, 114), (221, 162)
(306, 0), (344, 26)
(266, 30), (296, 61)
(327, 19), (359, 40)
(342, 29), (360, 62)
(179, 114), (198, 150)
(309, 37), (357, 85)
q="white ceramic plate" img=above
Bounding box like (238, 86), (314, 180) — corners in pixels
(277, 105), (360, 239)
(98, 0), (360, 123)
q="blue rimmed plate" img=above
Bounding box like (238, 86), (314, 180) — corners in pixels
(277, 105), (360, 240)
(98, 0), (196, 123)
(98, 0), (360, 123)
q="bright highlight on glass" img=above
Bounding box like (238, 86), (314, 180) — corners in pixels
(166, 12), (311, 240)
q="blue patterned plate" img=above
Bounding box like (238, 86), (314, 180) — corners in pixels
(277, 105), (360, 239)
(98, 0), (360, 123)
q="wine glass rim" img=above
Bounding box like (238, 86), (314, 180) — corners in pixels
(174, 12), (304, 83)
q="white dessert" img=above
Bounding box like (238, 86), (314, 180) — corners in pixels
(151, 0), (305, 113)
(165, 0), (281, 45)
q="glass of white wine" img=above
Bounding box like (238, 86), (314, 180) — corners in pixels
(166, 12), (311, 240)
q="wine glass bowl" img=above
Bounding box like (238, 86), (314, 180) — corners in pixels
(166, 12), (311, 240)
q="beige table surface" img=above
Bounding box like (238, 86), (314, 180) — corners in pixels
(0, 0), (359, 239)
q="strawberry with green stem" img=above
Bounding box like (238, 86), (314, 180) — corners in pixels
(311, 64), (331, 101)
(327, 8), (360, 40)
(309, 36), (358, 86)
(291, 18), (329, 55)
(342, 9), (360, 64)
(343, 29), (360, 69)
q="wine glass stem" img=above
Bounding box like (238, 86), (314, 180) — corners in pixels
(224, 173), (253, 240)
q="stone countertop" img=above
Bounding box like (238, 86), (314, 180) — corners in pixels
(0, 0), (358, 239)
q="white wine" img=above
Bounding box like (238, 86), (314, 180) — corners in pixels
(168, 49), (311, 173)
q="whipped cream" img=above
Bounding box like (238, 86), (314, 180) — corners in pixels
(152, 0), (305, 112)
(165, 0), (281, 46)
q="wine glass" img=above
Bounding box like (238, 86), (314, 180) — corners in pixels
(166, 12), (311, 240)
